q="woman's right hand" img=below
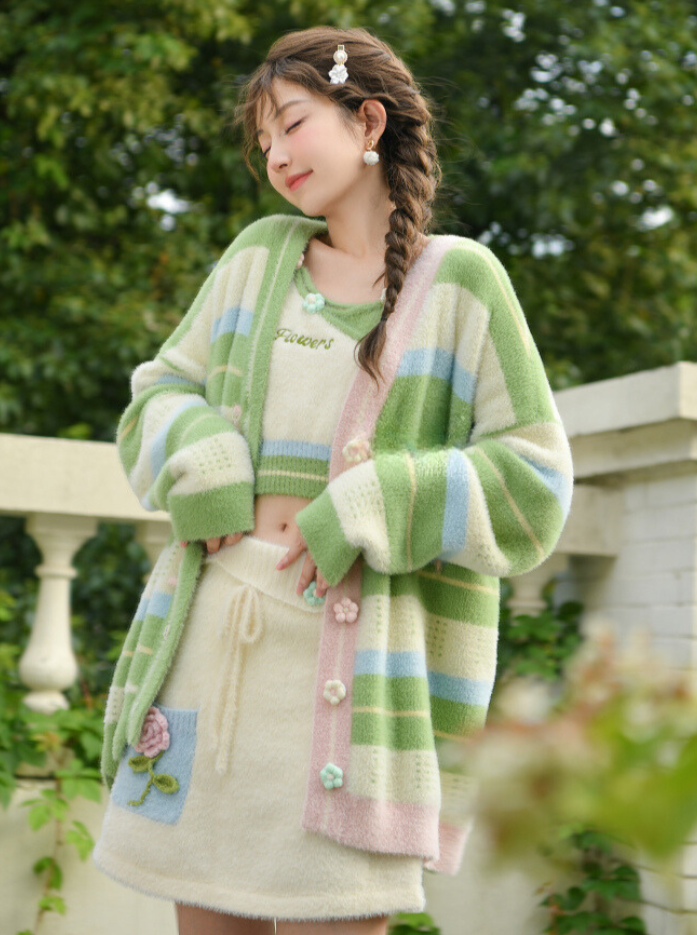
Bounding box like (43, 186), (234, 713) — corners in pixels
(202, 533), (245, 554)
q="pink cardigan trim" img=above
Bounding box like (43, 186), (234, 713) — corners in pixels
(423, 820), (473, 876)
(302, 236), (461, 862)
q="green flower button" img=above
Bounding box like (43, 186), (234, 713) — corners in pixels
(320, 763), (344, 790)
(303, 581), (325, 607)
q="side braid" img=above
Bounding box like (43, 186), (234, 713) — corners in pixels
(356, 117), (441, 384)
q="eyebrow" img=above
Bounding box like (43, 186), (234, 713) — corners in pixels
(256, 99), (310, 138)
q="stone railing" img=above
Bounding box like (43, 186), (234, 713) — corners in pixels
(4, 361), (697, 935)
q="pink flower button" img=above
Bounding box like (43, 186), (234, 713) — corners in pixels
(342, 435), (372, 464)
(134, 706), (170, 758)
(334, 597), (359, 624)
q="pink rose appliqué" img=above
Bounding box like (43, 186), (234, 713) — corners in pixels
(127, 706), (179, 807)
(134, 706), (170, 757)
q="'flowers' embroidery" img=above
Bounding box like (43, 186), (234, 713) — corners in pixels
(302, 293), (325, 313)
(334, 597), (359, 624)
(127, 706), (180, 806)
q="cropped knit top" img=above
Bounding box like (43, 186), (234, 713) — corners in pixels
(256, 256), (383, 499)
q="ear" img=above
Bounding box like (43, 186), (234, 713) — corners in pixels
(356, 99), (387, 143)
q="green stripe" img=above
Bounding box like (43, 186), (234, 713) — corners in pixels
(411, 451), (448, 568)
(351, 710), (434, 751)
(353, 674), (432, 712)
(431, 696), (488, 737)
(361, 565), (499, 624)
(167, 482), (255, 542)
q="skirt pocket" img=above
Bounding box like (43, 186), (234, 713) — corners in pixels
(110, 703), (198, 826)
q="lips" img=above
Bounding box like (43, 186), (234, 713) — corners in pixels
(287, 171), (312, 191)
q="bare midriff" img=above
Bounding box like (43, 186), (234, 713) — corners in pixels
(251, 493), (313, 547)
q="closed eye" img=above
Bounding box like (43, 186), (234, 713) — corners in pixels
(261, 119), (303, 159)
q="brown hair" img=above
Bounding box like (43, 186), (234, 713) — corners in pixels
(231, 26), (442, 383)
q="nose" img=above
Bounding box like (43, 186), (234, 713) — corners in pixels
(267, 141), (289, 175)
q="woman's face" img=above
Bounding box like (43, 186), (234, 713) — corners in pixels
(255, 78), (368, 218)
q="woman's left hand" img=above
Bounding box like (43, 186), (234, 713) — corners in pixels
(276, 534), (329, 598)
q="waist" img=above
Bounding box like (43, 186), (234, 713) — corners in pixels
(250, 493), (313, 549)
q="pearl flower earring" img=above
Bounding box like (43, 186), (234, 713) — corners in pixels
(363, 140), (380, 166)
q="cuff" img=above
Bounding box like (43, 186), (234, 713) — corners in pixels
(168, 482), (255, 543)
(423, 820), (473, 875)
(296, 486), (360, 587)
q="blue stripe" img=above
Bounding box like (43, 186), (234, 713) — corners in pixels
(261, 439), (331, 461)
(354, 650), (428, 679)
(134, 591), (150, 622)
(452, 362), (476, 404)
(521, 456), (572, 516)
(397, 349), (475, 403)
(210, 306), (253, 343)
(398, 348), (454, 381)
(150, 396), (207, 480)
(441, 450), (469, 555)
(428, 672), (494, 707)
(154, 374), (200, 388)
(147, 591), (173, 620)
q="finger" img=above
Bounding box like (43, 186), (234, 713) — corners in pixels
(277, 538), (306, 570)
(206, 537), (222, 554)
(223, 533), (243, 547)
(315, 572), (329, 598)
(296, 554), (317, 595)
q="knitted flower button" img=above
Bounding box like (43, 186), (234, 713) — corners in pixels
(334, 597), (359, 624)
(302, 293), (325, 313)
(323, 679), (347, 706)
(303, 581), (325, 607)
(320, 763), (344, 790)
(342, 435), (372, 464)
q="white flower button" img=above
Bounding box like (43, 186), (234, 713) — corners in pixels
(323, 679), (347, 706)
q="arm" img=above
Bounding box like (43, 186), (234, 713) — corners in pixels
(117, 251), (255, 544)
(296, 246), (573, 586)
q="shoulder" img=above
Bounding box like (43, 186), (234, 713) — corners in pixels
(218, 214), (327, 263)
(432, 235), (514, 292)
(429, 234), (525, 323)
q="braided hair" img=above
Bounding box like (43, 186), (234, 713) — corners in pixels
(233, 26), (442, 383)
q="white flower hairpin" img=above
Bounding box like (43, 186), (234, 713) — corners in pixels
(328, 45), (349, 84)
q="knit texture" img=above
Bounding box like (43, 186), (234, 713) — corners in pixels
(101, 213), (573, 876)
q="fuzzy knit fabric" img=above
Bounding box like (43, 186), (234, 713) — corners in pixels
(100, 213), (573, 876)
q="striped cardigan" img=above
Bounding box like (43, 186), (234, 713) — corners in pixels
(101, 213), (573, 875)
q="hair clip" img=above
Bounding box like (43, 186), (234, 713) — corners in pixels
(328, 45), (349, 84)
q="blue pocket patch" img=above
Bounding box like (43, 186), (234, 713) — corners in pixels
(112, 704), (197, 825)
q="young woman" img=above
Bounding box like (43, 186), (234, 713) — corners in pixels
(93, 25), (573, 935)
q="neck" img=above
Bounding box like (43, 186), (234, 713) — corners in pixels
(317, 173), (394, 260)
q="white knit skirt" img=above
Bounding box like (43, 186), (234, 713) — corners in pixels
(92, 535), (426, 921)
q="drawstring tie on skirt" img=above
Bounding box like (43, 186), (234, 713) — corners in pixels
(208, 583), (264, 775)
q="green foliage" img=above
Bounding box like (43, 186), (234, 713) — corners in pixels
(1, 0), (696, 445)
(497, 579), (584, 683)
(388, 912), (441, 934)
(0, 630), (103, 934)
(542, 831), (647, 935)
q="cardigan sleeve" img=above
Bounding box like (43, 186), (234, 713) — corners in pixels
(296, 248), (573, 586)
(116, 255), (255, 544)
